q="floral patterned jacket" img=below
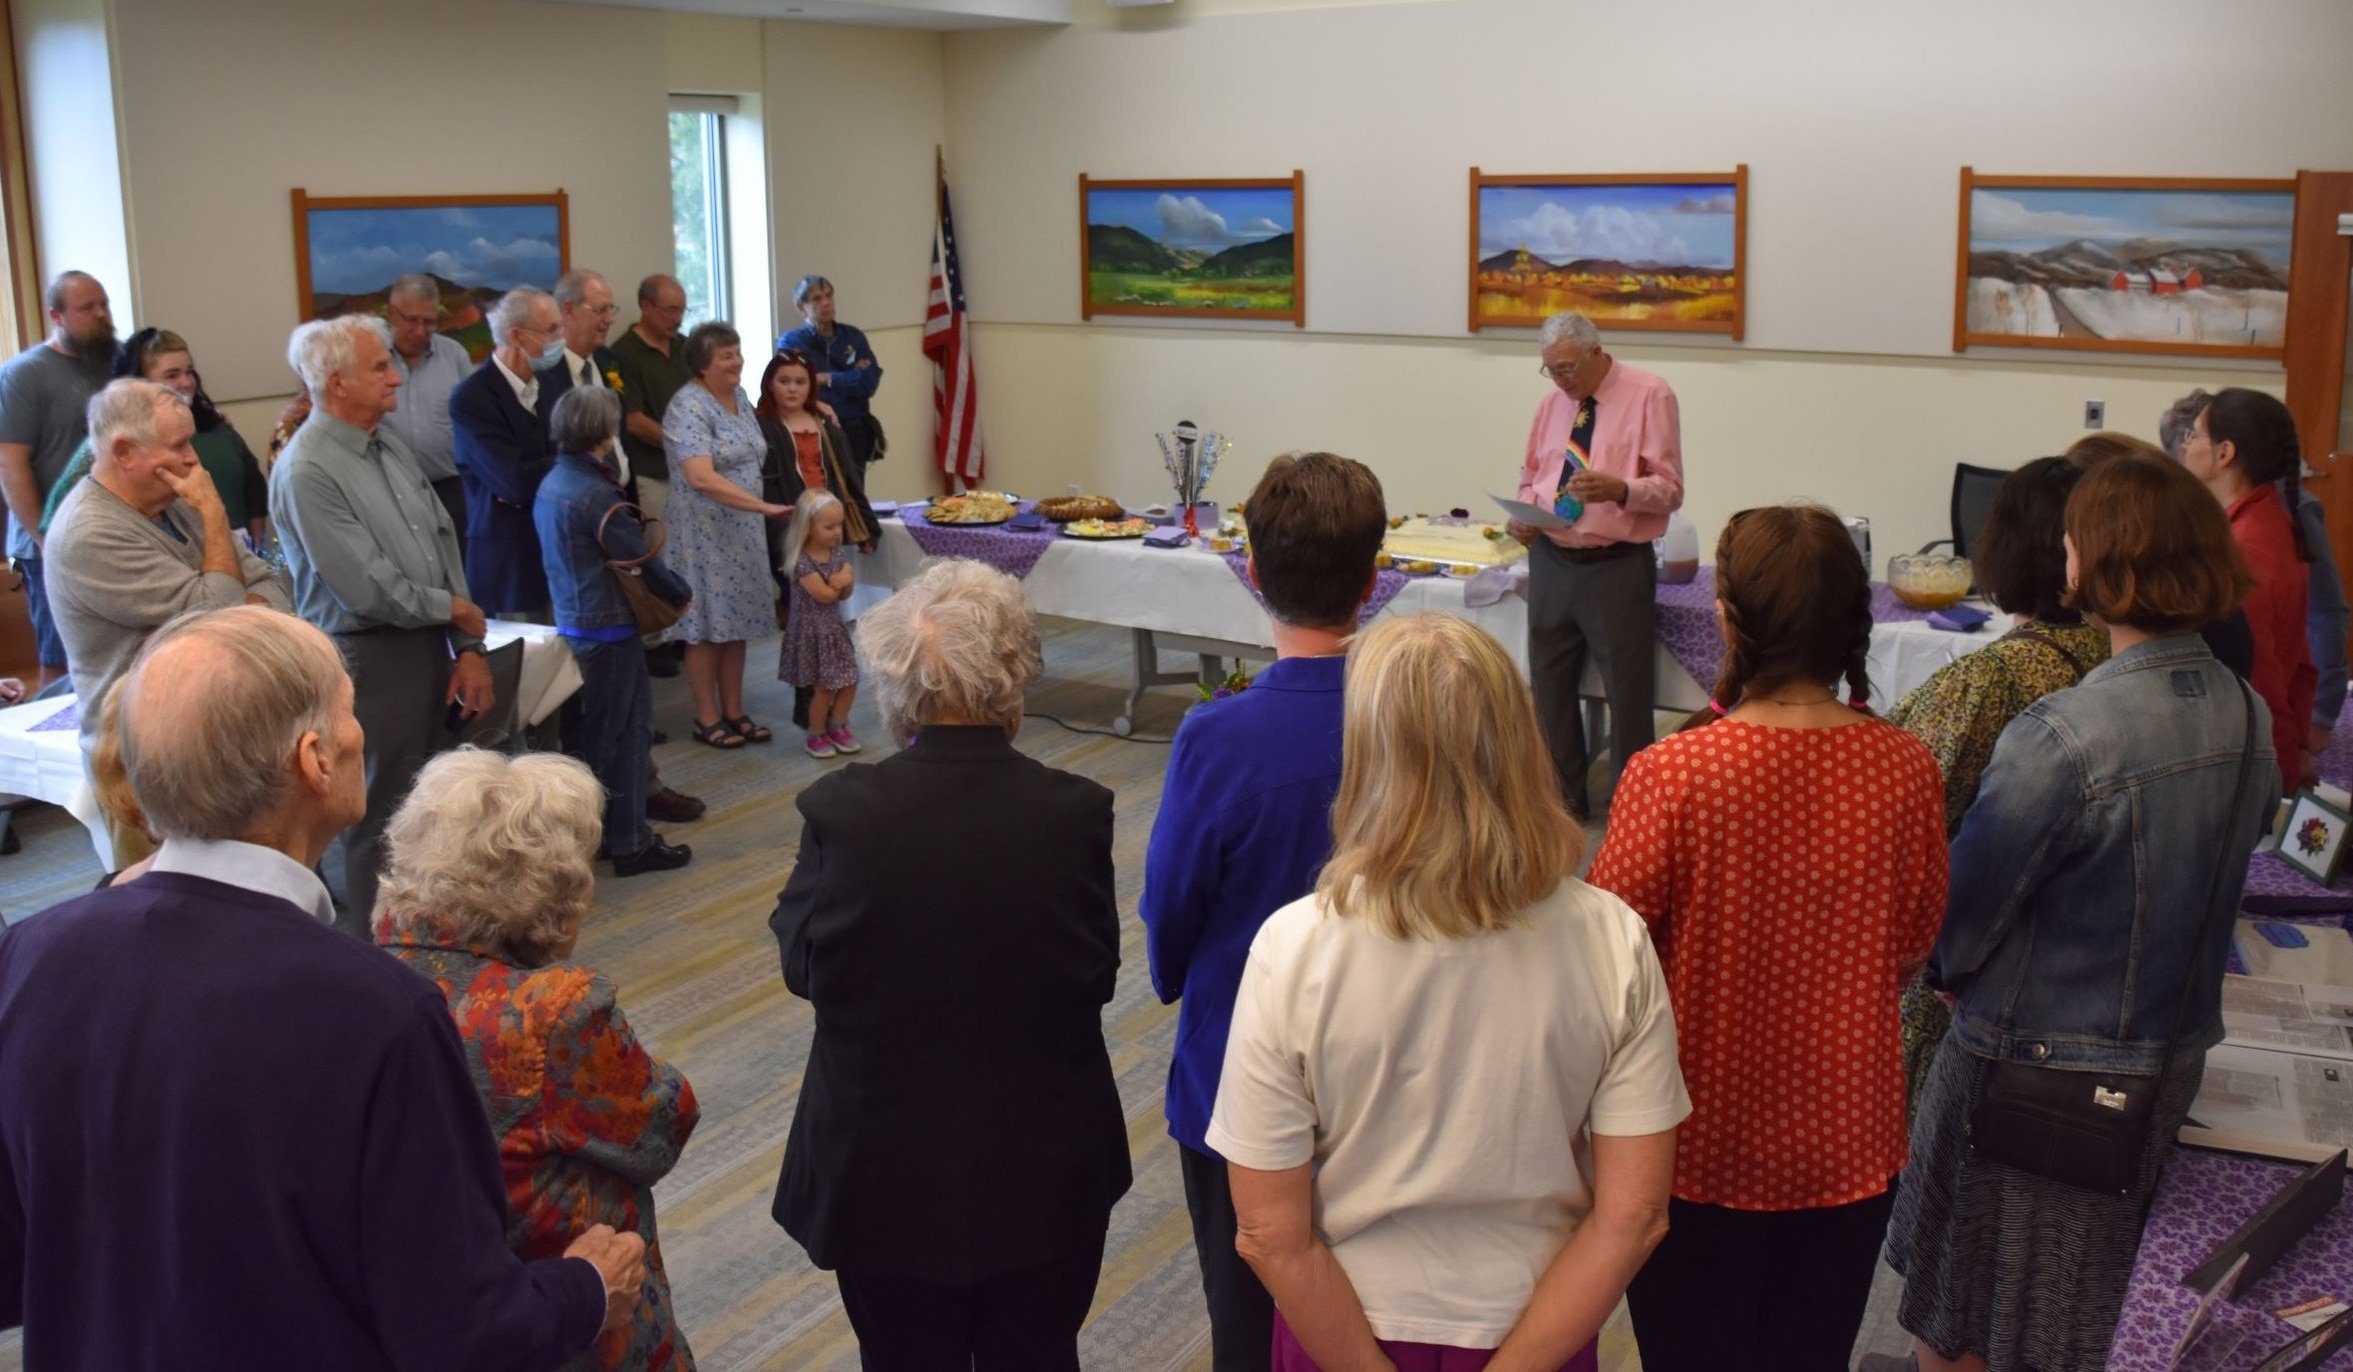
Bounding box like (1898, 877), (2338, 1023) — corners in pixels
(379, 909), (700, 1371)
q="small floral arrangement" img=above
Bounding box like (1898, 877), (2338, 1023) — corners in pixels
(602, 368), (625, 393)
(1198, 667), (1253, 702)
(2299, 815), (2332, 857)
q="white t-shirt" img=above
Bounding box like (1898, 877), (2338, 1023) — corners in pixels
(1206, 878), (1690, 1349)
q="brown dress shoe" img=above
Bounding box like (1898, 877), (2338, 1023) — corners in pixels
(647, 786), (706, 822)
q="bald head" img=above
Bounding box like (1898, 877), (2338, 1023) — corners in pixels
(119, 607), (350, 842)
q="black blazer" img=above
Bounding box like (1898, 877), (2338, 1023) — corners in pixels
(769, 726), (1132, 1285)
(449, 359), (553, 613)
(758, 413), (878, 547)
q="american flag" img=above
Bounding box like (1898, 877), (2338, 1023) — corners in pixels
(923, 172), (984, 490)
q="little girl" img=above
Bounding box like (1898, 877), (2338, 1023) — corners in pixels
(778, 489), (861, 758)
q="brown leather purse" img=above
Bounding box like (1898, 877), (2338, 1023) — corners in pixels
(596, 502), (682, 635)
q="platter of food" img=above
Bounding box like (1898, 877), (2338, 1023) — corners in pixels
(924, 492), (1019, 526)
(1063, 516), (1153, 540)
(1036, 494), (1125, 522)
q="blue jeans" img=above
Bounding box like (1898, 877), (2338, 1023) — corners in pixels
(572, 636), (654, 859)
(20, 557), (63, 668)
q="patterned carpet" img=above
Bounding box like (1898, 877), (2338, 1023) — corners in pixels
(0, 616), (1924, 1369)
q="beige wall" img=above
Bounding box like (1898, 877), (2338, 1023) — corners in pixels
(938, 0), (2353, 553)
(107, 0), (674, 404)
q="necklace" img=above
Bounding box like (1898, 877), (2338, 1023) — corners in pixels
(1747, 692), (1838, 708)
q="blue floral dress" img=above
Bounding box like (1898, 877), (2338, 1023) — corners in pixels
(779, 553), (858, 690)
(659, 383), (776, 645)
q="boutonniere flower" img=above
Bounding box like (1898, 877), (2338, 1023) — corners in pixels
(603, 369), (624, 393)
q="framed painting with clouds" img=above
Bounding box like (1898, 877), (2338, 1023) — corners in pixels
(1468, 169), (1746, 338)
(290, 189), (570, 362)
(1079, 174), (1303, 326)
(1954, 170), (2295, 360)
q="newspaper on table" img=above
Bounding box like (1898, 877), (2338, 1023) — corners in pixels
(2185, 921), (2353, 1160)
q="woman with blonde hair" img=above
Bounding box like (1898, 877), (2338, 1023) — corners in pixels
(376, 748), (700, 1372)
(1212, 611), (1688, 1372)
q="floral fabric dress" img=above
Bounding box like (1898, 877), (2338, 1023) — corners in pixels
(660, 383), (777, 645)
(378, 910), (701, 1372)
(1885, 619), (2108, 1120)
(779, 552), (857, 690)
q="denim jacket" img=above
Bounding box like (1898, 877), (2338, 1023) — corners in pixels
(1934, 634), (2278, 1074)
(531, 449), (691, 632)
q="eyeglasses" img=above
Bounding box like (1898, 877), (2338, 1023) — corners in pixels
(1537, 356), (1588, 380)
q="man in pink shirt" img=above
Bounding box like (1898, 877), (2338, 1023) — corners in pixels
(1507, 312), (1685, 819)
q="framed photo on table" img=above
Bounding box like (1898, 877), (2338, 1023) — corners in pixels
(1952, 170), (2294, 360)
(1078, 173), (1304, 326)
(290, 189), (571, 362)
(2281, 790), (2353, 885)
(1467, 167), (1747, 337)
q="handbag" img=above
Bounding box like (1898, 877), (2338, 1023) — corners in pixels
(1965, 675), (2257, 1194)
(595, 501), (682, 635)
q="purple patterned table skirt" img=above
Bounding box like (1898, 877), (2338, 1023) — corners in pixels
(897, 503), (1062, 581)
(2111, 1149), (2353, 1370)
(1655, 570), (1935, 695)
(1216, 549), (1412, 626)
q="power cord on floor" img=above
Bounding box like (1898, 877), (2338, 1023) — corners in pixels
(1026, 711), (1176, 745)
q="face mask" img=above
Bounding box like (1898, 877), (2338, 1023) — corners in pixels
(537, 337), (567, 372)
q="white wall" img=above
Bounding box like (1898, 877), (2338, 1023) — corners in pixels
(107, 0), (674, 405)
(12, 0), (132, 312)
(940, 0), (2353, 555)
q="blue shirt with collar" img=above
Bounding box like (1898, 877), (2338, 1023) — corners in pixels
(776, 321), (881, 429)
(1140, 653), (1345, 1156)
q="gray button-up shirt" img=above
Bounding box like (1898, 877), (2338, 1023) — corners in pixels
(377, 333), (470, 483)
(267, 410), (480, 649)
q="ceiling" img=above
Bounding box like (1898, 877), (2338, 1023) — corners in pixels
(532, 0), (1075, 30)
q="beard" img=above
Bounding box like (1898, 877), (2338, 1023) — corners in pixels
(68, 321), (117, 368)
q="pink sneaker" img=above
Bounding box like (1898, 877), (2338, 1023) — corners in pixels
(805, 732), (838, 759)
(829, 726), (863, 754)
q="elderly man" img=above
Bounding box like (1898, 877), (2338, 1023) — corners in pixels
(613, 274), (689, 524)
(451, 287), (561, 618)
(1507, 312), (1684, 821)
(46, 380), (287, 856)
(376, 274), (473, 546)
(270, 314), (494, 935)
(0, 605), (643, 1369)
(0, 271), (115, 668)
(776, 273), (884, 480)
(536, 270), (623, 464)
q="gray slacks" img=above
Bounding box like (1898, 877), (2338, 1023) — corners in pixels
(1527, 540), (1657, 815)
(329, 628), (455, 939)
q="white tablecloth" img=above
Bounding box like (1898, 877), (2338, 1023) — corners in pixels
(0, 620), (580, 867)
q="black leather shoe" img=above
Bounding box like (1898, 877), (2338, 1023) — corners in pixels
(611, 838), (692, 876)
(650, 728), (669, 746)
(791, 684), (814, 729)
(646, 785), (705, 822)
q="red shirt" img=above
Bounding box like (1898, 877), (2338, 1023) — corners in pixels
(2227, 484), (2316, 790)
(1588, 717), (1948, 1210)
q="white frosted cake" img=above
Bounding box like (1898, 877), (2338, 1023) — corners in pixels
(1379, 516), (1529, 572)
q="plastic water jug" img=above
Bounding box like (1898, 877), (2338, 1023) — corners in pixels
(1655, 512), (1700, 584)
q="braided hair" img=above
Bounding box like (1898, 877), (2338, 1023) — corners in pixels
(2201, 387), (2308, 562)
(1679, 504), (1875, 732)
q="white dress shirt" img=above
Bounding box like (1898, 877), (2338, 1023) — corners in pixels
(560, 348), (623, 479)
(493, 354), (539, 413)
(147, 836), (338, 926)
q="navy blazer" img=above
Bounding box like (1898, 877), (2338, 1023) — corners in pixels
(537, 346), (632, 505)
(449, 359), (552, 613)
(0, 872), (607, 1368)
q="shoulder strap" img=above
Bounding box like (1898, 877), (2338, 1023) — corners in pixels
(596, 501), (664, 568)
(2157, 676), (2259, 1057)
(2002, 623), (2096, 682)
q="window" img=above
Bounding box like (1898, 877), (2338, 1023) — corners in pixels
(669, 107), (729, 331)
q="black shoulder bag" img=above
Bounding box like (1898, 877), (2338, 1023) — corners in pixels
(1964, 676), (2256, 1194)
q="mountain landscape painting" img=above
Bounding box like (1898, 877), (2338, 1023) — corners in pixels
(291, 191), (570, 361)
(1470, 170), (1746, 336)
(1956, 174), (2293, 358)
(1079, 175), (1304, 325)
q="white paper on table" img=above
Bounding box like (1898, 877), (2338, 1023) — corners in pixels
(1491, 495), (1573, 530)
(2184, 1041), (2353, 1158)
(2221, 974), (2353, 1059)
(2235, 920), (2353, 990)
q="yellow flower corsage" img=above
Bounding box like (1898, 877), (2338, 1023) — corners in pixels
(603, 369), (624, 393)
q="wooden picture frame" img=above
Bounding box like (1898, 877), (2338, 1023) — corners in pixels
(1468, 167), (1746, 338)
(2281, 789), (2353, 886)
(1953, 169), (2295, 360)
(290, 189), (571, 362)
(1079, 173), (1304, 326)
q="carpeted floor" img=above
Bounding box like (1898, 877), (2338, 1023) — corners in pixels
(0, 615), (1917, 1369)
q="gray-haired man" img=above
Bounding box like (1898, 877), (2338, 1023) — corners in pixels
(376, 273), (474, 546)
(270, 314), (494, 934)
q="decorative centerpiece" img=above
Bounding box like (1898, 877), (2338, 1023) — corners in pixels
(1156, 419), (1229, 539)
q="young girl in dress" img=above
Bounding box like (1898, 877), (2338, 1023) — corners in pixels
(779, 489), (861, 758)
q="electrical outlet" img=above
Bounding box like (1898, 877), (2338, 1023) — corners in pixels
(2085, 399), (2106, 430)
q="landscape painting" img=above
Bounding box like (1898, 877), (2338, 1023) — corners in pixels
(1954, 171), (2294, 359)
(290, 190), (571, 361)
(1469, 168), (1746, 337)
(1079, 174), (1304, 326)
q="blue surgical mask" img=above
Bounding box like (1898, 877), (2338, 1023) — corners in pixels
(537, 337), (567, 372)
